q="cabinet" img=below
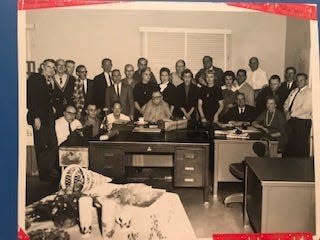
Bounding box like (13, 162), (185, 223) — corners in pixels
(89, 145), (125, 178)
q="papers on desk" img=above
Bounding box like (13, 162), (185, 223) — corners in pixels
(132, 127), (162, 133)
(226, 133), (249, 139)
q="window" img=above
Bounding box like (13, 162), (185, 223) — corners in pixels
(140, 27), (232, 82)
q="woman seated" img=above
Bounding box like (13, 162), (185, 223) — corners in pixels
(159, 67), (176, 115)
(219, 71), (238, 120)
(252, 96), (287, 152)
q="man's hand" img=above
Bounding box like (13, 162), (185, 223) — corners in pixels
(129, 115), (134, 121)
(213, 115), (219, 123)
(201, 118), (207, 123)
(34, 118), (41, 130)
(184, 112), (191, 120)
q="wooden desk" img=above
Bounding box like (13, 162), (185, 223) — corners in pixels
(213, 134), (278, 200)
(244, 157), (315, 233)
(89, 129), (211, 203)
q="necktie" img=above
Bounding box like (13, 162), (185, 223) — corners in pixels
(68, 122), (72, 134)
(241, 108), (244, 114)
(109, 74), (112, 86)
(287, 83), (290, 89)
(116, 84), (120, 97)
(60, 77), (63, 85)
(288, 88), (300, 112)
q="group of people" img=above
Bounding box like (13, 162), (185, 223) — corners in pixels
(27, 56), (312, 181)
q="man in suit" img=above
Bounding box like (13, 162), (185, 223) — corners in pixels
(278, 66), (297, 101)
(105, 69), (135, 120)
(73, 65), (94, 119)
(52, 59), (75, 119)
(133, 57), (157, 85)
(27, 59), (58, 181)
(222, 92), (257, 126)
(195, 56), (224, 88)
(255, 75), (286, 114)
(92, 58), (113, 113)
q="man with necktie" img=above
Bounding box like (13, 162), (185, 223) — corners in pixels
(278, 67), (297, 101)
(92, 58), (113, 115)
(283, 73), (312, 157)
(55, 105), (82, 146)
(105, 69), (134, 120)
(27, 59), (57, 181)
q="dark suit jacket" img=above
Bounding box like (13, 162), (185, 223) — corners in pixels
(84, 79), (94, 108)
(221, 105), (257, 123)
(27, 73), (54, 125)
(105, 83), (134, 116)
(175, 83), (199, 119)
(92, 72), (112, 109)
(255, 86), (286, 114)
(195, 66), (224, 87)
(52, 75), (75, 119)
(278, 81), (297, 102)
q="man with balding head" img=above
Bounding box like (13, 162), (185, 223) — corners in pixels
(171, 59), (186, 87)
(133, 57), (158, 85)
(246, 57), (268, 96)
(122, 64), (138, 89)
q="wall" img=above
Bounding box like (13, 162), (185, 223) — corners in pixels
(26, 9), (287, 80)
(285, 17), (310, 75)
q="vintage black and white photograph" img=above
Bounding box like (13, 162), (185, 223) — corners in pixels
(18, 2), (319, 239)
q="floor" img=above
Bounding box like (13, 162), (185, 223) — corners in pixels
(26, 171), (252, 239)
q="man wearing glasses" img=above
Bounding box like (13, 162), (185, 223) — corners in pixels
(55, 105), (82, 146)
(143, 90), (172, 123)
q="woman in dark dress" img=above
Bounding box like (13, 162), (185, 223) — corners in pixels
(174, 69), (199, 121)
(159, 67), (176, 115)
(252, 96), (287, 152)
(198, 70), (224, 124)
(133, 67), (159, 120)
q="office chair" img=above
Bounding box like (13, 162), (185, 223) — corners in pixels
(223, 139), (270, 206)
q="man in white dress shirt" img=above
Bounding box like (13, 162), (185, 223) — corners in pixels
(246, 57), (268, 97)
(107, 101), (130, 124)
(55, 105), (83, 146)
(283, 73), (312, 157)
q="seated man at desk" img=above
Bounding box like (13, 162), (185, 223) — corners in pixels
(55, 105), (83, 146)
(107, 101), (131, 124)
(81, 103), (101, 137)
(143, 90), (172, 123)
(252, 96), (287, 152)
(221, 92), (257, 126)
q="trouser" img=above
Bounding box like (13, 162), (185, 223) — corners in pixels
(284, 118), (312, 157)
(33, 122), (59, 180)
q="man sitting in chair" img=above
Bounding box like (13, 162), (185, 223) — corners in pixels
(143, 90), (172, 123)
(55, 105), (82, 146)
(81, 103), (101, 137)
(221, 92), (257, 127)
(106, 101), (131, 124)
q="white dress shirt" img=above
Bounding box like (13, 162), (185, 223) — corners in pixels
(246, 68), (268, 90)
(54, 73), (68, 89)
(82, 78), (87, 94)
(55, 117), (82, 145)
(107, 113), (130, 124)
(159, 81), (169, 93)
(238, 106), (246, 114)
(283, 86), (312, 119)
(104, 72), (112, 87)
(113, 82), (122, 96)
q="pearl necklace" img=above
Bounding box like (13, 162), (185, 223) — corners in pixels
(265, 110), (276, 127)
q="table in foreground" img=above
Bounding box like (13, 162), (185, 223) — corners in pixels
(89, 129), (212, 203)
(244, 157), (315, 233)
(26, 191), (197, 240)
(213, 131), (278, 200)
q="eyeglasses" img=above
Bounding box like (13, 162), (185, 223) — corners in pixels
(78, 70), (87, 73)
(66, 111), (77, 115)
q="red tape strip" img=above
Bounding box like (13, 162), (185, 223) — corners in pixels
(18, 227), (29, 240)
(213, 232), (313, 240)
(227, 2), (317, 20)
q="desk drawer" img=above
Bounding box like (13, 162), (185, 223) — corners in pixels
(90, 146), (125, 178)
(174, 147), (204, 187)
(125, 144), (174, 153)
